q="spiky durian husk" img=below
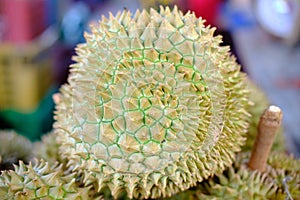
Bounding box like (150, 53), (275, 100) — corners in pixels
(168, 170), (276, 200)
(0, 130), (33, 170)
(267, 152), (300, 199)
(168, 152), (299, 200)
(166, 153), (276, 200)
(193, 153), (277, 200)
(33, 131), (63, 165)
(243, 80), (285, 152)
(0, 160), (103, 200)
(54, 6), (251, 199)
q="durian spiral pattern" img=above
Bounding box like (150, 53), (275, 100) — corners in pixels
(55, 6), (250, 199)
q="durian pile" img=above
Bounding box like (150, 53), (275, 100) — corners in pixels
(0, 6), (299, 200)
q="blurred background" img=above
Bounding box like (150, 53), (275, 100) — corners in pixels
(0, 0), (299, 157)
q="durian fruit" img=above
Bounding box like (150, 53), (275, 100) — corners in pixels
(267, 152), (300, 199)
(0, 159), (103, 200)
(243, 80), (285, 153)
(54, 6), (251, 199)
(33, 130), (63, 165)
(167, 152), (300, 200)
(167, 153), (276, 200)
(170, 169), (276, 200)
(0, 130), (33, 170)
(194, 153), (277, 200)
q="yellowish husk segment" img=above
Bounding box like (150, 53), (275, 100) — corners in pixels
(0, 160), (103, 200)
(167, 152), (300, 200)
(54, 6), (251, 199)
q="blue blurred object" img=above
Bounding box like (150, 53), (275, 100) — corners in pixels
(60, 1), (91, 45)
(73, 0), (107, 10)
(45, 0), (59, 26)
(254, 0), (300, 41)
(220, 1), (256, 31)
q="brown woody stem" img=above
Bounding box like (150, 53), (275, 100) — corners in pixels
(248, 105), (283, 172)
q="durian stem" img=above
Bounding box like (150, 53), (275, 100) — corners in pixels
(248, 105), (283, 172)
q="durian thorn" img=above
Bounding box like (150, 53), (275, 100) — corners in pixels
(52, 93), (61, 104)
(248, 105), (283, 172)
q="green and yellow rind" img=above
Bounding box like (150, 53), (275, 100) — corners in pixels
(168, 152), (299, 200)
(0, 160), (102, 200)
(54, 6), (251, 199)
